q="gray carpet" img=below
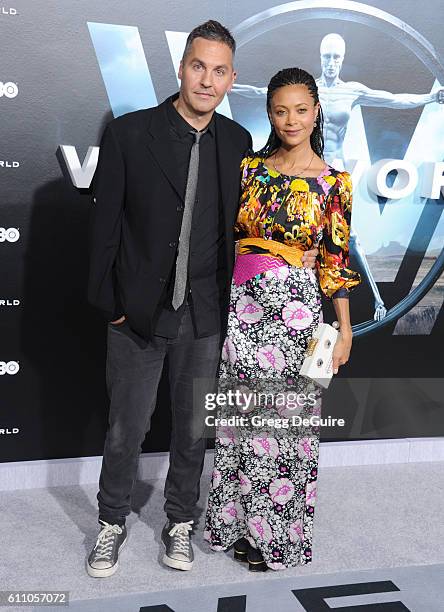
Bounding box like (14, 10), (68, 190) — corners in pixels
(41, 563), (444, 611)
(1, 461), (444, 611)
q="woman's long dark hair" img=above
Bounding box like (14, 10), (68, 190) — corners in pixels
(256, 67), (325, 160)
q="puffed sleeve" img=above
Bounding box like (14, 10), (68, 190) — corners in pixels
(240, 155), (251, 191)
(317, 171), (362, 299)
(235, 156), (252, 241)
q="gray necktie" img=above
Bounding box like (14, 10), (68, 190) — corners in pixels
(172, 128), (206, 310)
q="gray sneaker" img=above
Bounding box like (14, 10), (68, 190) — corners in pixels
(86, 520), (127, 578)
(161, 520), (194, 571)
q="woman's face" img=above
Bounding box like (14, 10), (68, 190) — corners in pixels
(268, 83), (319, 149)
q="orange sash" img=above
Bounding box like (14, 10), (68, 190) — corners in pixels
(237, 237), (305, 268)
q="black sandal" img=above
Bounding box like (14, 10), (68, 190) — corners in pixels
(233, 537), (249, 563)
(247, 546), (268, 572)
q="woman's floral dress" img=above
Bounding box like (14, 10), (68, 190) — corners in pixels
(204, 156), (361, 569)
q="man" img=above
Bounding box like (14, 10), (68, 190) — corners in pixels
(86, 20), (319, 577)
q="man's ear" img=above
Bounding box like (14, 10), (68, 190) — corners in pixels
(178, 60), (183, 80)
(227, 70), (237, 93)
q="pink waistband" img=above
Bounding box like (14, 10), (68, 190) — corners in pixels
(232, 253), (288, 286)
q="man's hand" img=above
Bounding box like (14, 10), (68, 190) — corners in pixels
(302, 245), (319, 269)
(110, 315), (126, 325)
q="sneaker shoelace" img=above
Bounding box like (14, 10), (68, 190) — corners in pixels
(93, 522), (123, 560)
(168, 520), (193, 555)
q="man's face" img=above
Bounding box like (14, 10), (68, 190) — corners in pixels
(178, 37), (236, 115)
(320, 40), (344, 79)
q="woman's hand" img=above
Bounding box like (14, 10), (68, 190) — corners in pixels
(332, 328), (352, 374)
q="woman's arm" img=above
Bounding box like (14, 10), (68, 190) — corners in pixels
(316, 171), (362, 373)
(332, 297), (353, 374)
(316, 171), (361, 299)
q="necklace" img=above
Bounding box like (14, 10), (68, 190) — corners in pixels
(272, 149), (315, 177)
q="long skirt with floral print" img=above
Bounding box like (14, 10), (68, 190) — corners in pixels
(204, 254), (324, 570)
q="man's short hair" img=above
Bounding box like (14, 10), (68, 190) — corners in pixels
(182, 20), (236, 60)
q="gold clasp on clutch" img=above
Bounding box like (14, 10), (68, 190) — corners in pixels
(306, 337), (318, 357)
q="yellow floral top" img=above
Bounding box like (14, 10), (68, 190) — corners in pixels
(235, 156), (362, 299)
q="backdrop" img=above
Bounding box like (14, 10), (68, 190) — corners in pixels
(1, 0), (443, 462)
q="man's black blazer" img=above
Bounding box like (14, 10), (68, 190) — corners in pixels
(88, 95), (252, 341)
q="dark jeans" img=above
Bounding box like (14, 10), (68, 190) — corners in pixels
(97, 305), (222, 527)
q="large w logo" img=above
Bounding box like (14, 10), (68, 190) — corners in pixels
(87, 21), (443, 251)
(58, 20), (444, 335)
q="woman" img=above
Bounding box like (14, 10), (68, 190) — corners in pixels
(204, 67), (361, 571)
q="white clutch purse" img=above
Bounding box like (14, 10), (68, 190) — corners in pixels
(300, 322), (339, 389)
